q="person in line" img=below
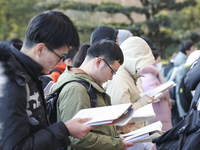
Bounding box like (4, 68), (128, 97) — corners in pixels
(173, 40), (196, 124)
(50, 39), (135, 150)
(50, 48), (78, 83)
(161, 51), (178, 127)
(72, 25), (120, 68)
(141, 51), (173, 132)
(72, 44), (89, 68)
(0, 11), (94, 150)
(152, 51), (162, 71)
(104, 36), (155, 130)
(90, 25), (119, 45)
(178, 50), (200, 113)
(117, 29), (133, 45)
(141, 37), (156, 51)
(161, 51), (178, 82)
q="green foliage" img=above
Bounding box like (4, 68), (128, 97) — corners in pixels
(168, 0), (200, 51)
(32, 0), (200, 58)
(0, 0), (42, 41)
(165, 43), (179, 58)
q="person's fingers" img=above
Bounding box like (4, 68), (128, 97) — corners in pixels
(126, 142), (135, 147)
(120, 135), (125, 140)
(78, 118), (92, 123)
(123, 141), (135, 149)
(87, 125), (96, 130)
(129, 122), (135, 126)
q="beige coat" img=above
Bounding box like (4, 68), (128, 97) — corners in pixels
(105, 36), (155, 129)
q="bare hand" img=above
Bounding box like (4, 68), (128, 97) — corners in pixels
(168, 98), (172, 109)
(65, 118), (95, 139)
(122, 123), (135, 134)
(146, 95), (155, 103)
(122, 139), (135, 150)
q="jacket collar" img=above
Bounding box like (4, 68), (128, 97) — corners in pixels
(174, 51), (188, 67)
(10, 44), (43, 81)
(66, 66), (105, 93)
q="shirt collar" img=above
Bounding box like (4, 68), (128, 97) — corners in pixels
(10, 44), (43, 80)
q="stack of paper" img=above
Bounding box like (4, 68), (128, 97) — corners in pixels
(122, 121), (163, 143)
(140, 81), (176, 98)
(153, 93), (163, 103)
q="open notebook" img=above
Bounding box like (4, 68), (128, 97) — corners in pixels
(72, 103), (155, 126)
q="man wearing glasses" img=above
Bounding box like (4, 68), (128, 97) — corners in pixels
(50, 39), (135, 150)
(0, 11), (94, 150)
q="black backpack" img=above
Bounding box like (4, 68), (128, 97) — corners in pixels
(178, 74), (193, 113)
(50, 68), (62, 75)
(152, 82), (200, 150)
(46, 80), (97, 124)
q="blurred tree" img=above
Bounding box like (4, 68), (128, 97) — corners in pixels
(164, 0), (200, 57)
(0, 0), (42, 41)
(35, 0), (198, 58)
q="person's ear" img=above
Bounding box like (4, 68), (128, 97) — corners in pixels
(36, 43), (46, 57)
(95, 57), (102, 68)
(64, 58), (72, 66)
(185, 50), (190, 56)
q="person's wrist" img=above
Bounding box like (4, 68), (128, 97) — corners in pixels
(64, 121), (71, 136)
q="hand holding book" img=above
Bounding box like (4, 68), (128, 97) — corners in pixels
(121, 121), (163, 143)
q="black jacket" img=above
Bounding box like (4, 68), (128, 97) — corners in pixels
(0, 43), (71, 150)
(184, 57), (200, 91)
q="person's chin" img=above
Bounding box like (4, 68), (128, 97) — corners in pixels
(42, 70), (51, 75)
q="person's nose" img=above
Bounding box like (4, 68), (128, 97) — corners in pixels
(109, 75), (113, 80)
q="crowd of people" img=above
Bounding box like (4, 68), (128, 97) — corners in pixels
(0, 10), (199, 150)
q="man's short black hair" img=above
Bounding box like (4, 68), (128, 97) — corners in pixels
(63, 47), (77, 61)
(179, 40), (194, 54)
(87, 39), (124, 65)
(5, 38), (23, 46)
(24, 11), (80, 50)
(90, 25), (118, 45)
(152, 51), (160, 60)
(141, 36), (156, 51)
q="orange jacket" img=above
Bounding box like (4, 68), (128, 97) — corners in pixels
(50, 62), (66, 83)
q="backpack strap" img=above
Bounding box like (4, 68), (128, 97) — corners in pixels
(50, 68), (62, 75)
(76, 80), (97, 108)
(25, 83), (30, 102)
(46, 80), (75, 114)
(177, 114), (190, 150)
(176, 94), (198, 150)
(49, 80), (97, 108)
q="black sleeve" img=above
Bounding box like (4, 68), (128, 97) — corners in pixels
(0, 81), (71, 150)
(185, 59), (200, 91)
(33, 122), (71, 150)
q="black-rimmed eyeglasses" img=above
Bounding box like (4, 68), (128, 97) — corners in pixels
(45, 44), (66, 63)
(102, 58), (116, 76)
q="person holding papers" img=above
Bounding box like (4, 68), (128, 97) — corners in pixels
(0, 11), (94, 150)
(141, 63), (173, 132)
(50, 39), (135, 150)
(104, 36), (155, 130)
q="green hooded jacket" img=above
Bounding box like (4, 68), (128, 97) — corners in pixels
(50, 67), (124, 150)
